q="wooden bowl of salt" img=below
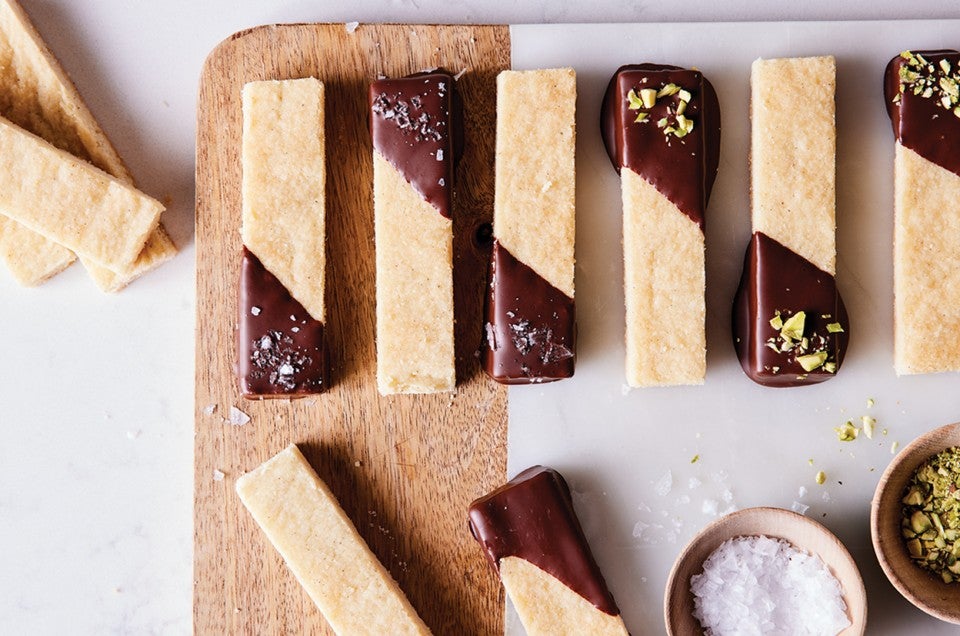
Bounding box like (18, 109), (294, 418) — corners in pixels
(665, 507), (867, 635)
(871, 421), (960, 625)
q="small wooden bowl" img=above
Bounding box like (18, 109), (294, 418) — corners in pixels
(665, 507), (867, 635)
(871, 421), (960, 624)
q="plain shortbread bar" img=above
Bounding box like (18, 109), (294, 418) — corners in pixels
(370, 73), (456, 394)
(0, 115), (163, 270)
(0, 0), (175, 289)
(236, 445), (431, 635)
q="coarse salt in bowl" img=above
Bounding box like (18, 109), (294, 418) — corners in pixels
(665, 507), (867, 635)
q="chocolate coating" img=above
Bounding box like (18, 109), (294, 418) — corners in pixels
(238, 248), (326, 397)
(370, 72), (457, 218)
(481, 241), (575, 384)
(468, 466), (621, 616)
(600, 63), (721, 230)
(732, 233), (849, 387)
(884, 50), (960, 177)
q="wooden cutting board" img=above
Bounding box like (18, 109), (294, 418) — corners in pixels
(195, 23), (509, 635)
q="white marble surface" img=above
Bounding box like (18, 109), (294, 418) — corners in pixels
(1, 1), (959, 635)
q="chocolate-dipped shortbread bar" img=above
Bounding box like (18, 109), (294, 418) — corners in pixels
(371, 72), (456, 394)
(733, 57), (848, 387)
(468, 466), (629, 635)
(239, 78), (327, 398)
(237, 445), (432, 635)
(885, 50), (960, 374)
(482, 68), (577, 384)
(601, 64), (721, 387)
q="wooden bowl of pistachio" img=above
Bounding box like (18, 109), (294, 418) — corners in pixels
(871, 421), (960, 624)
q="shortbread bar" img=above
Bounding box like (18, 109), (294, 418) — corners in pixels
(601, 64), (720, 387)
(0, 115), (163, 270)
(733, 56), (848, 387)
(885, 49), (960, 374)
(371, 72), (456, 394)
(0, 0), (175, 289)
(468, 466), (629, 635)
(481, 68), (576, 384)
(236, 445), (431, 635)
(239, 78), (327, 397)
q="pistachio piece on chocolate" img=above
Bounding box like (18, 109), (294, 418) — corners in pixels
(780, 311), (806, 342)
(657, 83), (680, 98)
(640, 88), (658, 109)
(797, 351), (827, 372)
(634, 112), (648, 123)
(769, 310), (783, 330)
(626, 89), (644, 110)
(826, 322), (844, 333)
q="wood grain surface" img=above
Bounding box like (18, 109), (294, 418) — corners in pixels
(195, 23), (509, 635)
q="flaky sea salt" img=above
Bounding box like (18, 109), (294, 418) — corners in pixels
(344, 21), (359, 33)
(654, 470), (673, 497)
(228, 406), (250, 426)
(691, 535), (850, 635)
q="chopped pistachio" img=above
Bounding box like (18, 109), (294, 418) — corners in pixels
(862, 416), (877, 439)
(691, 454), (700, 464)
(769, 311), (783, 330)
(657, 117), (668, 128)
(943, 59), (953, 74)
(626, 89), (644, 110)
(815, 471), (826, 485)
(823, 361), (837, 374)
(892, 441), (900, 454)
(634, 112), (648, 123)
(797, 351), (827, 372)
(657, 83), (680, 98)
(780, 311), (806, 342)
(867, 398), (875, 408)
(639, 88), (658, 109)
(676, 99), (687, 116)
(901, 447), (960, 582)
(941, 75), (959, 99)
(826, 322), (844, 333)
(835, 421), (859, 442)
(808, 458), (815, 466)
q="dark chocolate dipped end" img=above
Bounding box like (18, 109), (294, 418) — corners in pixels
(884, 50), (960, 178)
(600, 63), (722, 229)
(732, 233), (849, 387)
(369, 72), (458, 218)
(480, 241), (575, 384)
(238, 248), (326, 397)
(467, 466), (621, 616)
